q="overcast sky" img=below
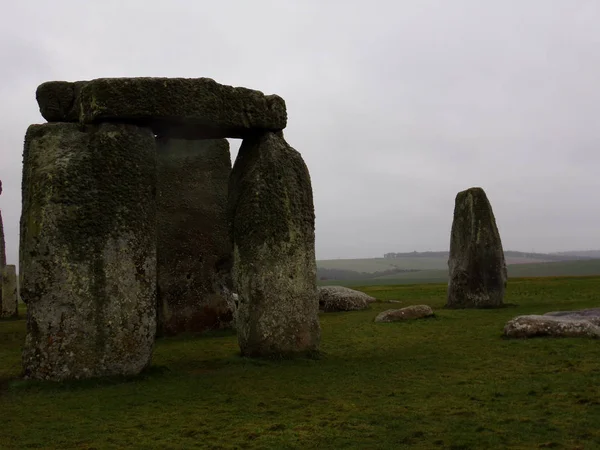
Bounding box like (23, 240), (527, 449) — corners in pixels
(1, 0), (599, 265)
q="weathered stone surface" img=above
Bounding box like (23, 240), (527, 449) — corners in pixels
(20, 122), (157, 380)
(36, 81), (86, 122)
(543, 308), (600, 325)
(374, 305), (434, 322)
(1, 265), (18, 318)
(503, 315), (600, 339)
(229, 132), (320, 357)
(36, 78), (287, 139)
(318, 286), (374, 312)
(446, 187), (507, 309)
(157, 138), (234, 335)
(0, 179), (5, 308)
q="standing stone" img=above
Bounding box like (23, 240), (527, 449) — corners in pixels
(446, 187), (507, 309)
(229, 132), (320, 357)
(1, 265), (18, 318)
(20, 122), (157, 381)
(0, 180), (5, 309)
(157, 137), (234, 335)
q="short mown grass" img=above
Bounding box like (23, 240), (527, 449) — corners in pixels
(2, 277), (600, 449)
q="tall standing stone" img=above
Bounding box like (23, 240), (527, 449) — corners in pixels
(229, 132), (320, 357)
(1, 265), (18, 318)
(0, 179), (6, 309)
(20, 122), (157, 380)
(446, 187), (507, 309)
(157, 137), (234, 335)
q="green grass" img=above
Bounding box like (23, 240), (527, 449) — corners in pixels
(2, 277), (600, 448)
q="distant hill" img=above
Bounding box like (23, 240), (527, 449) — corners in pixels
(551, 250), (600, 258)
(317, 250), (600, 284)
(317, 259), (600, 287)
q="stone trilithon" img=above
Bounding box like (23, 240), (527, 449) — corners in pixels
(20, 77), (320, 380)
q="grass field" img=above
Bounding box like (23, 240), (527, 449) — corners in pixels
(2, 277), (600, 449)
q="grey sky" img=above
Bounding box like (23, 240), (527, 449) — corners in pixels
(1, 0), (599, 265)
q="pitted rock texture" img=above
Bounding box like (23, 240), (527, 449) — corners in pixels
(36, 78), (287, 139)
(229, 132), (320, 357)
(503, 315), (600, 339)
(20, 122), (157, 380)
(543, 308), (600, 325)
(318, 286), (374, 312)
(374, 305), (434, 322)
(1, 265), (18, 318)
(446, 187), (507, 309)
(157, 138), (234, 336)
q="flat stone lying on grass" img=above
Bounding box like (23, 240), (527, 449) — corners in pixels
(374, 305), (434, 322)
(503, 315), (600, 339)
(37, 78), (287, 139)
(318, 286), (375, 312)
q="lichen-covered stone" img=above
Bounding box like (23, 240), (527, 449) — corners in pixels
(229, 132), (320, 357)
(20, 122), (157, 381)
(503, 315), (600, 339)
(36, 78), (287, 139)
(318, 286), (374, 312)
(446, 187), (507, 309)
(157, 137), (234, 335)
(374, 305), (434, 322)
(36, 81), (86, 122)
(1, 265), (18, 319)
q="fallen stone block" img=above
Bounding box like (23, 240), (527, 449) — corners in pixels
(1, 265), (18, 319)
(20, 122), (157, 381)
(503, 315), (600, 339)
(36, 78), (287, 139)
(229, 131), (320, 357)
(446, 187), (507, 309)
(157, 137), (234, 335)
(374, 305), (434, 322)
(318, 285), (374, 312)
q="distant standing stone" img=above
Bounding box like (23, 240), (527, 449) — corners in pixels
(157, 137), (234, 335)
(0, 179), (6, 308)
(318, 286), (374, 312)
(229, 132), (320, 357)
(1, 265), (18, 318)
(374, 305), (434, 322)
(20, 122), (157, 381)
(446, 187), (507, 309)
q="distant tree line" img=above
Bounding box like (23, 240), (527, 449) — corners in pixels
(383, 250), (595, 261)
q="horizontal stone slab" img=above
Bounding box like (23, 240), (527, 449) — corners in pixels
(36, 78), (287, 139)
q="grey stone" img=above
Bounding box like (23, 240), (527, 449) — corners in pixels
(157, 138), (234, 335)
(446, 187), (507, 309)
(503, 315), (600, 339)
(543, 308), (600, 325)
(318, 286), (374, 312)
(229, 132), (320, 357)
(20, 122), (157, 381)
(36, 78), (287, 139)
(374, 305), (434, 322)
(36, 81), (86, 122)
(1, 265), (18, 319)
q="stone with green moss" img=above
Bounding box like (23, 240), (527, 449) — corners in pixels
(157, 137), (234, 336)
(20, 122), (157, 381)
(446, 187), (507, 309)
(36, 78), (287, 139)
(1, 265), (17, 319)
(229, 131), (320, 357)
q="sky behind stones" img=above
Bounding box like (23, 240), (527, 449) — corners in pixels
(1, 0), (599, 265)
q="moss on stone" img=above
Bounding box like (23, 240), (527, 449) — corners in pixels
(229, 132), (320, 357)
(446, 187), (507, 309)
(20, 123), (157, 381)
(156, 137), (233, 336)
